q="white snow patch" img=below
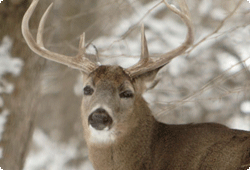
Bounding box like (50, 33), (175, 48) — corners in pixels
(0, 79), (14, 94)
(198, 0), (212, 16)
(92, 0), (188, 70)
(0, 110), (9, 141)
(0, 36), (23, 151)
(211, 8), (227, 20)
(0, 109), (9, 159)
(0, 36), (23, 78)
(116, 57), (139, 68)
(217, 52), (242, 73)
(24, 129), (79, 170)
(241, 101), (250, 114)
(168, 57), (188, 77)
(79, 160), (94, 170)
(227, 115), (250, 131)
(0, 36), (23, 94)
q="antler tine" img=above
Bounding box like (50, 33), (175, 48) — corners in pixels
(78, 32), (86, 55)
(36, 2), (53, 47)
(125, 24), (150, 76)
(141, 24), (149, 61)
(22, 0), (98, 73)
(125, 0), (194, 78)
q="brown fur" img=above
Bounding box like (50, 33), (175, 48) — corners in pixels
(81, 65), (250, 170)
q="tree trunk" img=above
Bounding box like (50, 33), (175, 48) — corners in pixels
(0, 0), (45, 169)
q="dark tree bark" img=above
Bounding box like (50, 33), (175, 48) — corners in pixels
(0, 0), (45, 169)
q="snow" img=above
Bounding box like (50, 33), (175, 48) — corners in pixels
(0, 110), (9, 158)
(217, 52), (242, 73)
(227, 115), (250, 131)
(241, 101), (250, 115)
(0, 36), (23, 78)
(23, 129), (84, 170)
(0, 36), (23, 94)
(0, 36), (23, 159)
(0, 110), (9, 141)
(168, 57), (188, 77)
(198, 0), (213, 16)
(210, 8), (227, 20)
(93, 1), (188, 71)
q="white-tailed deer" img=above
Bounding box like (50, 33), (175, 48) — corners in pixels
(22, 0), (250, 169)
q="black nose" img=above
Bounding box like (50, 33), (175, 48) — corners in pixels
(88, 108), (113, 130)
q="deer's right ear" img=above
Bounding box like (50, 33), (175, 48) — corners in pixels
(133, 66), (162, 94)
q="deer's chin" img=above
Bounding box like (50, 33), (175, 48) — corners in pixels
(88, 125), (116, 144)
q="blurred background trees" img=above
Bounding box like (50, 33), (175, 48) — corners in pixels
(0, 0), (250, 169)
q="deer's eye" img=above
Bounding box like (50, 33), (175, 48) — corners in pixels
(83, 86), (94, 95)
(120, 90), (134, 98)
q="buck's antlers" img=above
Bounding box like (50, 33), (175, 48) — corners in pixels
(22, 0), (194, 77)
(125, 0), (194, 77)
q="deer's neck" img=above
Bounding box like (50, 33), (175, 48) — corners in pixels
(87, 96), (157, 170)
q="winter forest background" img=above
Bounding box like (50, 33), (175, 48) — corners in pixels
(0, 0), (250, 169)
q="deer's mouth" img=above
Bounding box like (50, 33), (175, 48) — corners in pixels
(88, 108), (113, 131)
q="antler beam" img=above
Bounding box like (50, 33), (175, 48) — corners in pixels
(22, 0), (98, 73)
(125, 0), (194, 78)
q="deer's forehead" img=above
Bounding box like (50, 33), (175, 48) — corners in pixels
(90, 65), (132, 86)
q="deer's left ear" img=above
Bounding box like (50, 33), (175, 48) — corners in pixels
(133, 67), (162, 94)
(81, 71), (92, 84)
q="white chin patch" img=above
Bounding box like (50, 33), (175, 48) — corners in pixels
(89, 126), (116, 144)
